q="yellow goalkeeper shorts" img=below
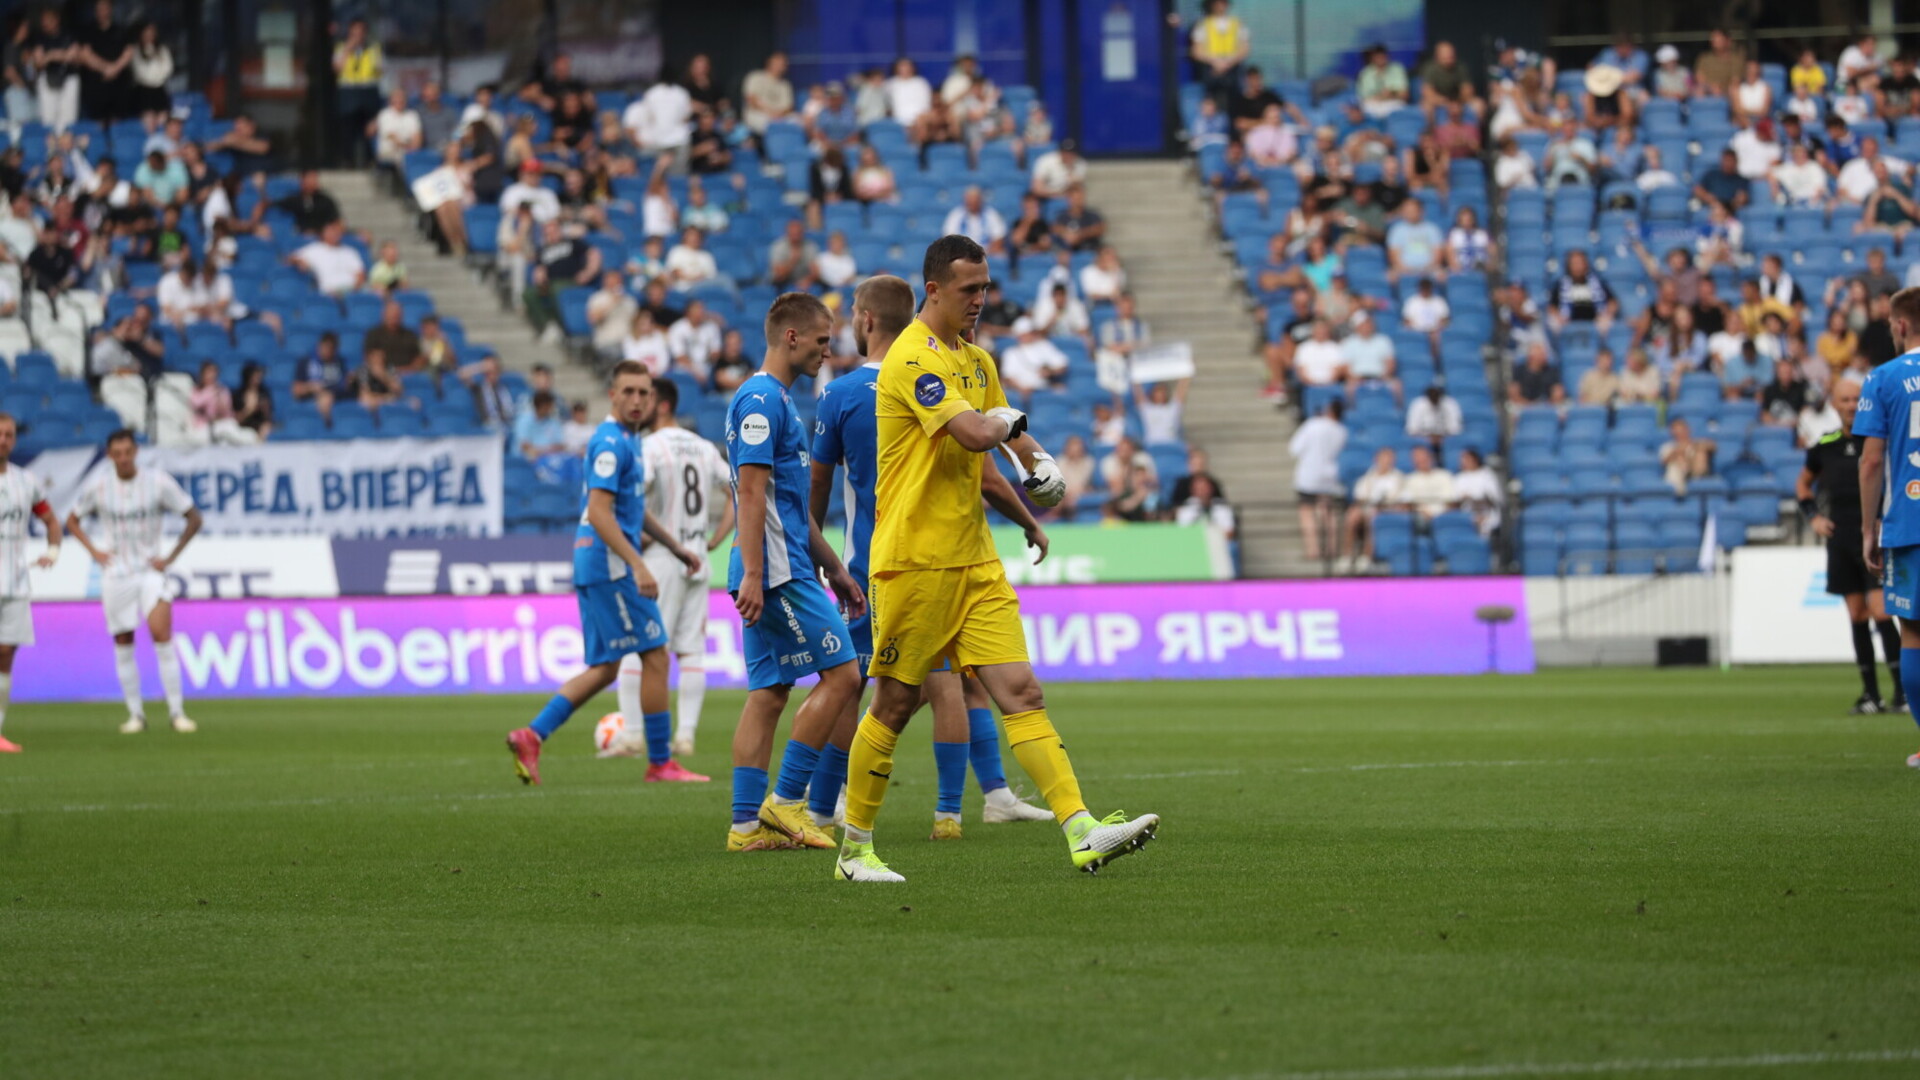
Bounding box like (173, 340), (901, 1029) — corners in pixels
(866, 561), (1028, 686)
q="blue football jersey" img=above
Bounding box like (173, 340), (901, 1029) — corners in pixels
(725, 371), (816, 591)
(1853, 349), (1920, 549)
(811, 362), (881, 578)
(573, 418), (648, 585)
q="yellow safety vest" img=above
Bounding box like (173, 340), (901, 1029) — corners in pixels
(1198, 17), (1243, 61)
(337, 44), (382, 87)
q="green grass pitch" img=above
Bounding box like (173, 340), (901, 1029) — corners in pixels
(3, 668), (1919, 1079)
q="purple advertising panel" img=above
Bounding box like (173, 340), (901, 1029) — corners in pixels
(18, 578), (1531, 702)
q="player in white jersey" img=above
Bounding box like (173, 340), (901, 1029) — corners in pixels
(64, 429), (204, 734)
(617, 378), (733, 757)
(0, 413), (63, 752)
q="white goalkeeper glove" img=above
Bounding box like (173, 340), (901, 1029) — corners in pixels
(983, 406), (1028, 442)
(1023, 452), (1067, 507)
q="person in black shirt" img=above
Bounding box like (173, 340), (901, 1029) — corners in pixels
(1227, 66), (1297, 138)
(25, 224), (76, 297)
(519, 52), (594, 117)
(28, 7), (81, 132)
(977, 281), (1025, 338)
(684, 53), (728, 118)
(523, 219), (601, 340)
(75, 0), (130, 123)
(1799, 378), (1902, 712)
(274, 170), (342, 234)
(1860, 293), (1897, 366)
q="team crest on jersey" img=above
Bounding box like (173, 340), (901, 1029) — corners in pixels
(926, 335), (938, 350)
(1906, 480), (1920, 500)
(914, 372), (945, 406)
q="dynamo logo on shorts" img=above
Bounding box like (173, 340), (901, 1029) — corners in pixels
(821, 632), (841, 654)
(914, 372), (945, 406)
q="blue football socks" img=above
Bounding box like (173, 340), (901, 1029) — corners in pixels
(966, 707), (1008, 793)
(1901, 648), (1920, 730)
(731, 766), (769, 825)
(529, 694), (574, 740)
(772, 740), (822, 801)
(808, 744), (850, 819)
(642, 710), (672, 765)
(933, 741), (968, 815)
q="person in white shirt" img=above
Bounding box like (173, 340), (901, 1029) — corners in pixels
(637, 378), (733, 757)
(1078, 245), (1127, 304)
(814, 230), (858, 288)
(1837, 138), (1909, 204)
(1769, 141), (1830, 206)
(1134, 379), (1188, 445)
(941, 186), (1007, 253)
(667, 300), (723, 375)
(998, 317), (1069, 399)
(1029, 141), (1087, 198)
(1344, 446), (1403, 565)
(1493, 137), (1537, 191)
(1394, 444), (1457, 521)
(290, 221), (367, 296)
(500, 160), (561, 223)
(641, 174), (679, 238)
(626, 76), (693, 161)
(665, 227), (720, 286)
(1030, 281), (1091, 343)
(0, 413), (61, 752)
(885, 57), (933, 125)
(0, 194), (38, 261)
(1635, 144), (1680, 191)
(1728, 119), (1781, 181)
(1288, 398), (1347, 560)
(1174, 473), (1236, 538)
(156, 260), (206, 330)
(1837, 34), (1880, 88)
(621, 309), (673, 374)
(1404, 381), (1464, 446)
(1401, 276), (1451, 337)
(64, 430), (204, 735)
(370, 88), (422, 168)
(1452, 447), (1503, 537)
(1291, 318), (1347, 387)
(1340, 313), (1399, 398)
(587, 269), (639, 360)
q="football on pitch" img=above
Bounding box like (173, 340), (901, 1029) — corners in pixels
(594, 713), (626, 752)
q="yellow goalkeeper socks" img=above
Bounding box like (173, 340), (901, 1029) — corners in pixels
(843, 713), (900, 833)
(1001, 708), (1087, 825)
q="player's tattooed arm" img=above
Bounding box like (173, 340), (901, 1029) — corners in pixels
(152, 507), (202, 573)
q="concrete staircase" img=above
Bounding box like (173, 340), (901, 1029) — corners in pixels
(1082, 160), (1320, 578)
(319, 170), (600, 407)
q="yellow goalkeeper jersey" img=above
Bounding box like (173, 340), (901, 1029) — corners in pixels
(870, 318), (1008, 574)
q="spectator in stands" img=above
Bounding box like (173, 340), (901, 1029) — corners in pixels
(805, 230), (855, 290)
(277, 170), (343, 234)
(1837, 32), (1881, 87)
(1043, 434), (1095, 522)
(1356, 44), (1408, 118)
(1402, 276), (1450, 359)
(620, 309), (671, 374)
(0, 194), (36, 260)
(1405, 380), (1463, 447)
(1509, 341), (1564, 407)
(978, 280), (1025, 338)
(1050, 185), (1105, 252)
(687, 111), (733, 175)
(455, 353), (514, 430)
(668, 299), (723, 377)
(942, 186), (1008, 254)
(767, 217), (819, 290)
(1189, 0), (1251, 105)
(332, 18), (383, 164)
(1769, 140), (1830, 206)
(186, 360), (255, 446)
(1031, 280), (1091, 346)
(1135, 379), (1188, 445)
(370, 88), (422, 174)
(1615, 348), (1661, 404)
(806, 80), (860, 150)
(1836, 136), (1902, 205)
(30, 8), (81, 132)
(1243, 102), (1298, 168)
(562, 402), (595, 453)
(126, 20), (170, 128)
(1090, 400), (1124, 446)
(511, 390), (567, 461)
(1099, 434), (1151, 490)
(805, 145), (855, 223)
(1590, 33), (1648, 94)
(682, 179), (730, 234)
(1862, 292), (1899, 366)
(1168, 447), (1225, 507)
(1547, 250), (1615, 333)
(1343, 446), (1401, 564)
(501, 159), (559, 225)
(1314, 273), (1378, 328)
(1395, 445), (1456, 522)
(999, 317), (1068, 401)
(368, 240), (407, 293)
(1880, 54), (1920, 119)
(1431, 101), (1480, 162)
(1385, 199), (1444, 284)
(1735, 276), (1792, 337)
(1292, 318), (1346, 392)
(639, 172), (678, 238)
(1729, 58), (1774, 128)
(1079, 245), (1126, 304)
(629, 69), (694, 168)
(1729, 117), (1781, 182)
(1577, 349), (1622, 405)
(1543, 117), (1597, 188)
(1452, 448), (1501, 538)
(1859, 160), (1919, 236)
(849, 143), (897, 204)
(363, 299), (421, 372)
(1341, 313), (1398, 400)
(231, 361), (273, 440)
(1418, 41), (1479, 118)
(1330, 181), (1386, 246)
(709, 330), (754, 393)
(1403, 131), (1449, 195)
(292, 331), (349, 423)
(883, 56), (932, 127)
(1659, 417), (1715, 494)
(1693, 29), (1744, 98)
(1442, 207), (1492, 274)
(409, 81), (458, 151)
(1105, 452), (1166, 524)
(1722, 338), (1768, 400)
(1493, 136), (1537, 192)
(347, 348), (402, 413)
(524, 219), (602, 341)
(25, 222), (78, 300)
(1816, 307), (1859, 380)
(1029, 139), (1086, 199)
(1761, 357), (1811, 429)
(289, 220), (365, 298)
(1175, 473), (1236, 538)
(156, 258), (200, 330)
(1188, 94), (1229, 154)
(1847, 246), (1900, 300)
(665, 225), (719, 289)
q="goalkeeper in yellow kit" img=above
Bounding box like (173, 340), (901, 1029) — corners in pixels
(834, 235), (1161, 882)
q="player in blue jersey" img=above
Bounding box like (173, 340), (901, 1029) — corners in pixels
(723, 293), (869, 852)
(1854, 286), (1920, 767)
(805, 274), (1052, 836)
(506, 361), (710, 785)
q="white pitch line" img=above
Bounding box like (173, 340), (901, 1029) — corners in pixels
(0, 784), (660, 816)
(1191, 1047), (1920, 1080)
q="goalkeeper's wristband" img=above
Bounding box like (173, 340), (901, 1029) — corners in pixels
(1798, 498), (1819, 521)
